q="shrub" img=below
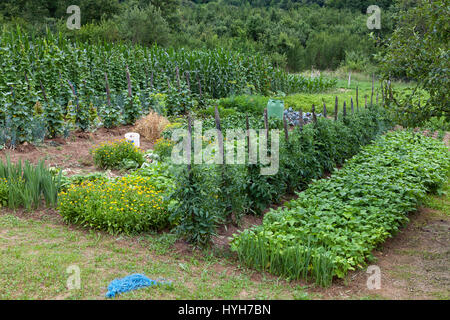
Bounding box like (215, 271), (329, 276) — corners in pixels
(134, 111), (169, 142)
(91, 139), (145, 170)
(153, 138), (175, 161)
(58, 175), (170, 234)
(165, 84), (196, 116)
(169, 164), (221, 247)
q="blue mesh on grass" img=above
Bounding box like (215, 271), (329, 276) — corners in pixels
(105, 274), (171, 298)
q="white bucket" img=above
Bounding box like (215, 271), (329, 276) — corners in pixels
(124, 132), (140, 148)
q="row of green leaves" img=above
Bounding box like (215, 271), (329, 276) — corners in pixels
(230, 130), (450, 286)
(167, 107), (391, 246)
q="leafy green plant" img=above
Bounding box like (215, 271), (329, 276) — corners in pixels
(58, 175), (170, 234)
(231, 130), (450, 286)
(153, 138), (175, 161)
(0, 156), (62, 210)
(91, 139), (145, 170)
(0, 178), (8, 208)
(169, 164), (221, 247)
(164, 84), (196, 116)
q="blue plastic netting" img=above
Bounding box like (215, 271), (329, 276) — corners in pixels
(105, 274), (170, 298)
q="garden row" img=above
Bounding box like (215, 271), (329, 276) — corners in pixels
(0, 28), (336, 145)
(0, 105), (392, 248)
(230, 130), (450, 286)
(55, 107), (391, 246)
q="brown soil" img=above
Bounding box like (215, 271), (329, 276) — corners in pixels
(309, 206), (450, 300)
(0, 125), (155, 174)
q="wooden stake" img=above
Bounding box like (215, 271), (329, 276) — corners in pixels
(371, 73), (374, 107)
(264, 108), (269, 141)
(283, 114), (289, 142)
(356, 86), (359, 111)
(246, 113), (250, 153)
(334, 96), (338, 121)
(323, 102), (327, 118)
(187, 113), (192, 172)
(312, 104), (317, 124)
(125, 65), (132, 97)
(215, 106), (224, 163)
(299, 108), (304, 132)
(343, 101), (347, 118)
(104, 72), (111, 105)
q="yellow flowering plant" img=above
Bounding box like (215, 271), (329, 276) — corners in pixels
(58, 176), (170, 234)
(91, 139), (145, 170)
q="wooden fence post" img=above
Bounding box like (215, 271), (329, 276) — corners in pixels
(312, 104), (317, 124)
(246, 113), (250, 153)
(283, 114), (289, 142)
(343, 101), (347, 118)
(323, 102), (327, 118)
(351, 97), (354, 114)
(187, 113), (192, 174)
(215, 106), (224, 165)
(125, 65), (132, 98)
(356, 86), (359, 112)
(334, 96), (338, 121)
(371, 73), (374, 107)
(264, 108), (269, 141)
(299, 108), (304, 132)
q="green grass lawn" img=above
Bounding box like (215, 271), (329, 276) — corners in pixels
(283, 71), (425, 115)
(0, 211), (306, 300)
(1, 176), (448, 300)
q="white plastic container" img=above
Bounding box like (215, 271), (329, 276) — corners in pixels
(124, 132), (140, 148)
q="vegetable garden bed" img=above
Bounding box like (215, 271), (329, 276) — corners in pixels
(231, 130), (450, 286)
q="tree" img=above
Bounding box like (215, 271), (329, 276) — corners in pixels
(377, 0), (449, 124)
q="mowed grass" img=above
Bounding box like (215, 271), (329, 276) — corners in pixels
(284, 72), (424, 115)
(0, 212), (303, 300)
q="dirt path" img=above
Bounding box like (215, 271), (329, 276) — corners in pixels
(309, 204), (449, 300)
(0, 125), (154, 175)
